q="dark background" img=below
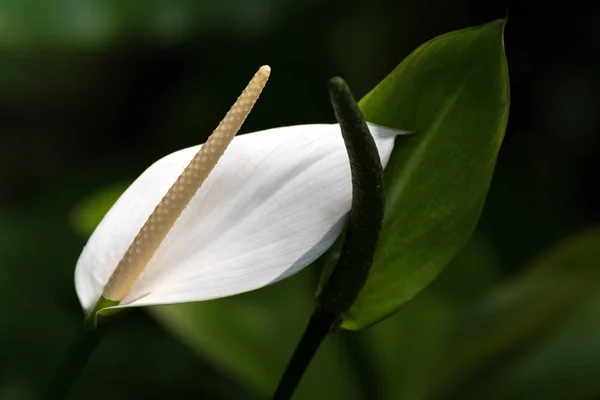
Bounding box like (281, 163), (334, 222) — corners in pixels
(1, 1), (598, 399)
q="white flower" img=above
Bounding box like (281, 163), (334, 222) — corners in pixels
(74, 66), (403, 314)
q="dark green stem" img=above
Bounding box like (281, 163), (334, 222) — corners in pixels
(42, 317), (109, 400)
(273, 77), (385, 400)
(271, 309), (336, 400)
(318, 77), (385, 316)
(42, 297), (121, 400)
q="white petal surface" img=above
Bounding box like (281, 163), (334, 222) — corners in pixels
(75, 123), (401, 312)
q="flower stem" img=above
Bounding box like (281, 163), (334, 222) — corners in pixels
(43, 310), (115, 400)
(271, 308), (336, 400)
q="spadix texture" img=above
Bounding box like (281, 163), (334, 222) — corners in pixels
(75, 123), (400, 312)
(103, 65), (270, 302)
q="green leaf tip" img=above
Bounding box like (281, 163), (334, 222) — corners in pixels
(317, 77), (385, 318)
(343, 20), (509, 330)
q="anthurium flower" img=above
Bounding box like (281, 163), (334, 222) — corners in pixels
(75, 66), (405, 314)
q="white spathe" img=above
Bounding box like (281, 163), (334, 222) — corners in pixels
(75, 123), (402, 313)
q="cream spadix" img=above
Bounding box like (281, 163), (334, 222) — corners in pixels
(102, 66), (271, 302)
(75, 67), (407, 313)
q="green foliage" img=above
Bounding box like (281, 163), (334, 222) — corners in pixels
(489, 291), (600, 400)
(427, 228), (600, 400)
(366, 234), (502, 399)
(345, 20), (510, 329)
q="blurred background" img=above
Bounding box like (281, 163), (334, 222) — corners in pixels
(1, 0), (599, 399)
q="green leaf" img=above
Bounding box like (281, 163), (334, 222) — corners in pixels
(344, 20), (510, 329)
(429, 227), (600, 399)
(150, 268), (356, 399)
(368, 233), (502, 400)
(484, 291), (600, 400)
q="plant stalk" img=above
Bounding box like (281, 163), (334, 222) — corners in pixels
(42, 302), (117, 400)
(271, 308), (336, 400)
